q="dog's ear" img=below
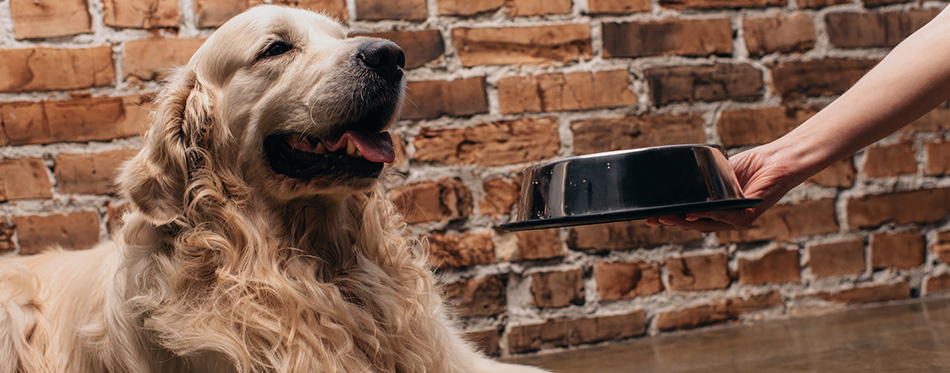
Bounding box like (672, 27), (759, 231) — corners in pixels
(118, 68), (217, 225)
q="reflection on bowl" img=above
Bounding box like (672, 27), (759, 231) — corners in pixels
(499, 144), (761, 231)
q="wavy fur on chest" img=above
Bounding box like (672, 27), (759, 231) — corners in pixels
(107, 189), (454, 372)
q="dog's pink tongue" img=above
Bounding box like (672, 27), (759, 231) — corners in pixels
(328, 131), (395, 163)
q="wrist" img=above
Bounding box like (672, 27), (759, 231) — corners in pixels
(759, 131), (831, 188)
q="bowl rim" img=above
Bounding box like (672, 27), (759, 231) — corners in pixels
(498, 198), (762, 231)
(524, 143), (726, 170)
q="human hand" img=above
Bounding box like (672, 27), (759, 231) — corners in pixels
(646, 146), (799, 232)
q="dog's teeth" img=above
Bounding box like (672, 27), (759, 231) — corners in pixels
(355, 148), (363, 158)
(314, 143), (326, 153)
(346, 140), (357, 157)
(298, 137), (312, 147)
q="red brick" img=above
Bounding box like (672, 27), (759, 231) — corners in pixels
(925, 274), (950, 295)
(194, 0), (245, 27)
(106, 201), (130, 237)
(412, 118), (560, 167)
(103, 0), (180, 29)
(828, 10), (938, 48)
(602, 19), (732, 58)
(847, 188), (950, 228)
(195, 0), (347, 27)
(797, 0), (849, 8)
(934, 242), (950, 262)
(124, 38), (205, 81)
(506, 0), (572, 16)
(807, 239), (866, 279)
(465, 329), (500, 356)
(389, 178), (473, 224)
(426, 231), (494, 268)
(594, 261), (663, 301)
(0, 158), (53, 201)
(571, 113), (706, 155)
(356, 0), (426, 20)
(452, 24), (592, 67)
(719, 198), (838, 243)
(656, 302), (732, 331)
(659, 0), (784, 9)
(54, 149), (139, 195)
(863, 0), (913, 6)
(0, 46), (115, 93)
(903, 107), (950, 133)
(742, 13), (815, 56)
(588, 0), (650, 14)
(727, 290), (784, 314)
(569, 221), (702, 251)
(817, 281), (911, 304)
(10, 0), (91, 39)
(926, 141), (950, 175)
(531, 269), (585, 308)
(0, 218), (14, 254)
(278, 0), (348, 21)
(645, 64), (764, 105)
(932, 232), (950, 263)
(196, 0), (347, 27)
(442, 275), (507, 317)
(479, 177), (520, 217)
(497, 70), (637, 115)
(514, 229), (564, 261)
(717, 106), (818, 148)
(771, 58), (879, 101)
(656, 291), (784, 331)
(356, 30), (444, 70)
(665, 252), (731, 291)
(737, 247), (801, 285)
(807, 158), (856, 188)
(0, 95), (150, 146)
(864, 141), (917, 178)
(13, 211), (101, 254)
(570, 311), (646, 345)
(402, 78), (488, 120)
(871, 231), (925, 270)
(508, 320), (569, 353)
(436, 0), (503, 15)
(390, 134), (410, 173)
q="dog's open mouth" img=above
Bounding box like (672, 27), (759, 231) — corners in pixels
(264, 131), (395, 180)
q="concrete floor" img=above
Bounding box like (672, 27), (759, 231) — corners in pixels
(507, 298), (950, 372)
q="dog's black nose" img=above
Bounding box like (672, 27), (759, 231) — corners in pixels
(356, 41), (405, 80)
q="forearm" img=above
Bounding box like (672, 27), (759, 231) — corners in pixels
(765, 7), (950, 185)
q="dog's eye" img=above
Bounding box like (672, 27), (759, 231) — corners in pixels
(260, 40), (293, 58)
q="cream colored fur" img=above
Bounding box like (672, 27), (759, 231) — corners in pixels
(0, 6), (546, 373)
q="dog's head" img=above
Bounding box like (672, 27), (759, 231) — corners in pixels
(120, 6), (405, 224)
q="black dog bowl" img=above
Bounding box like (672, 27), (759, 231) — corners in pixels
(499, 144), (761, 231)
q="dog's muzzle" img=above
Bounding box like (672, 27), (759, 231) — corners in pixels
(263, 40), (405, 183)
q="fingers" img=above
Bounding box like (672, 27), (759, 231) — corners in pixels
(689, 208), (757, 229)
(651, 215), (737, 232)
(645, 207), (759, 232)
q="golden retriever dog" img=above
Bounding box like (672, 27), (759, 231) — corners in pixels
(0, 6), (547, 373)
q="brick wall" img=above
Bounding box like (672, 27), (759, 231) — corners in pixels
(2, 0), (950, 359)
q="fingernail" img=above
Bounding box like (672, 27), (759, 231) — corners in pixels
(685, 215), (698, 221)
(658, 217), (673, 225)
